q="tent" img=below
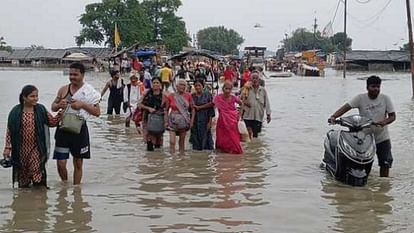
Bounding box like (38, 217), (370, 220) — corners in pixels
(135, 49), (157, 58)
(63, 52), (92, 61)
(169, 50), (220, 61)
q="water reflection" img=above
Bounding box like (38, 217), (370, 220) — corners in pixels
(137, 140), (271, 232)
(1, 189), (49, 232)
(53, 186), (92, 232)
(2, 70), (413, 232)
(321, 178), (393, 233)
(137, 146), (269, 209)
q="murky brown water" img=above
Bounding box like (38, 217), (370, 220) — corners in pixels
(0, 68), (413, 232)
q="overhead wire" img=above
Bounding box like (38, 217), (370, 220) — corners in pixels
(338, 0), (393, 28)
(332, 0), (342, 25)
(355, 0), (372, 4)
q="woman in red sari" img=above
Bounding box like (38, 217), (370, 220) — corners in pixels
(213, 81), (243, 154)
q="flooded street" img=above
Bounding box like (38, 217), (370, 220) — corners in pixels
(0, 68), (414, 232)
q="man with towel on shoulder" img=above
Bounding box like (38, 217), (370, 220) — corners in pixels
(51, 62), (101, 185)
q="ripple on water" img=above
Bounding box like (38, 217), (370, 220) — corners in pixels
(1, 70), (414, 232)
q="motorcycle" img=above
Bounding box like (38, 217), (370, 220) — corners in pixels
(323, 115), (376, 186)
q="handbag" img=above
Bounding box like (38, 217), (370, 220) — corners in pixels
(169, 113), (190, 130)
(172, 94), (191, 130)
(147, 113), (165, 134)
(60, 106), (85, 134)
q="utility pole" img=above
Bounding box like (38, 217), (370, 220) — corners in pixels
(313, 17), (318, 49)
(343, 0), (347, 79)
(405, 0), (414, 98)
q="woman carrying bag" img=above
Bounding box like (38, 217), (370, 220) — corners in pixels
(166, 79), (194, 154)
(140, 77), (167, 151)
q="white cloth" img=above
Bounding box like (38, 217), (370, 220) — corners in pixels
(116, 79), (123, 89)
(123, 84), (141, 116)
(144, 71), (152, 81)
(71, 82), (101, 119)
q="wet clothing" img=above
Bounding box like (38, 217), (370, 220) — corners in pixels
(190, 92), (215, 150)
(167, 93), (192, 132)
(53, 123), (90, 160)
(107, 79), (124, 115)
(53, 85), (92, 160)
(167, 93), (192, 112)
(243, 86), (271, 137)
(244, 119), (262, 138)
(142, 90), (164, 119)
(123, 83), (144, 116)
(5, 104), (59, 187)
(348, 93), (395, 168)
(348, 93), (395, 144)
(376, 140), (393, 168)
(214, 94), (242, 154)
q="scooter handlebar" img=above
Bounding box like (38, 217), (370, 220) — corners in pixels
(327, 118), (341, 125)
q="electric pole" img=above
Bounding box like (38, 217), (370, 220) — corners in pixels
(405, 0), (414, 98)
(313, 17), (318, 49)
(343, 0), (347, 79)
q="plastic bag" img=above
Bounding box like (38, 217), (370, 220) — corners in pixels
(238, 120), (248, 135)
(238, 120), (251, 142)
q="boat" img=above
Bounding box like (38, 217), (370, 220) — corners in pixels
(297, 50), (325, 77)
(270, 71), (293, 78)
(298, 63), (321, 77)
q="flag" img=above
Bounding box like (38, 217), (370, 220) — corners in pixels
(114, 23), (121, 49)
(321, 21), (334, 38)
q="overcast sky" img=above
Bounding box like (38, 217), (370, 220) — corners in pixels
(0, 0), (409, 51)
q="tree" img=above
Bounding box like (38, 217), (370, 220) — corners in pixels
(282, 28), (352, 53)
(331, 32), (352, 52)
(76, 0), (152, 48)
(197, 26), (244, 55)
(0, 37), (12, 52)
(141, 0), (190, 53)
(76, 0), (189, 53)
(400, 43), (410, 51)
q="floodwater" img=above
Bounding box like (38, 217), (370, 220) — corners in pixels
(0, 68), (413, 233)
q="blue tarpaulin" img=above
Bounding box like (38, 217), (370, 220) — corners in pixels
(135, 50), (157, 57)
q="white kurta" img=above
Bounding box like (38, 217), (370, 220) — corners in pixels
(123, 84), (141, 116)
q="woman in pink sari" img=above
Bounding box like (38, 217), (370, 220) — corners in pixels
(213, 81), (243, 154)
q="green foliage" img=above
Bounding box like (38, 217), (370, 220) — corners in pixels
(283, 28), (352, 53)
(159, 13), (190, 54)
(141, 0), (190, 54)
(0, 37), (12, 52)
(331, 32), (352, 52)
(197, 26), (244, 55)
(76, 0), (189, 53)
(400, 43), (410, 51)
